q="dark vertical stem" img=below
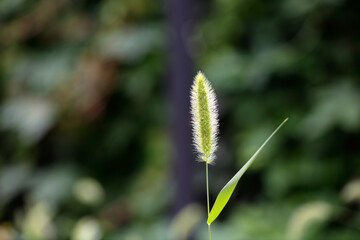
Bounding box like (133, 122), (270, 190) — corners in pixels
(167, 0), (195, 216)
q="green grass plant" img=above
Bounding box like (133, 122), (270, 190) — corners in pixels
(190, 72), (287, 239)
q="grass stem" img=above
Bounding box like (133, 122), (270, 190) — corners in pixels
(206, 162), (211, 240)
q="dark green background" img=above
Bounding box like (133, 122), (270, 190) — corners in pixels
(0, 0), (359, 239)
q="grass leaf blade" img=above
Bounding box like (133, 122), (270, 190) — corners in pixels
(207, 118), (288, 225)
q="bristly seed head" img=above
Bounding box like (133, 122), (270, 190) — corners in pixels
(190, 71), (219, 164)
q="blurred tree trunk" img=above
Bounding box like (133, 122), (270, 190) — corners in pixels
(167, 0), (195, 222)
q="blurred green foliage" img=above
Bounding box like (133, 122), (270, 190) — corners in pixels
(0, 0), (360, 239)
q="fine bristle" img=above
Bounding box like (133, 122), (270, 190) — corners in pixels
(190, 71), (219, 164)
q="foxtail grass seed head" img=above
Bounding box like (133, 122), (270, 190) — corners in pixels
(190, 71), (219, 164)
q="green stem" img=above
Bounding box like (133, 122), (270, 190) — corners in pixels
(208, 224), (211, 240)
(206, 162), (211, 240)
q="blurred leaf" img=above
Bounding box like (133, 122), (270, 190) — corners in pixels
(265, 156), (342, 198)
(229, 203), (290, 239)
(9, 49), (74, 93)
(300, 82), (360, 139)
(0, 163), (31, 206)
(29, 165), (77, 205)
(286, 201), (333, 240)
(0, 98), (57, 143)
(204, 48), (246, 93)
(169, 203), (204, 240)
(97, 24), (164, 63)
(0, 0), (28, 18)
